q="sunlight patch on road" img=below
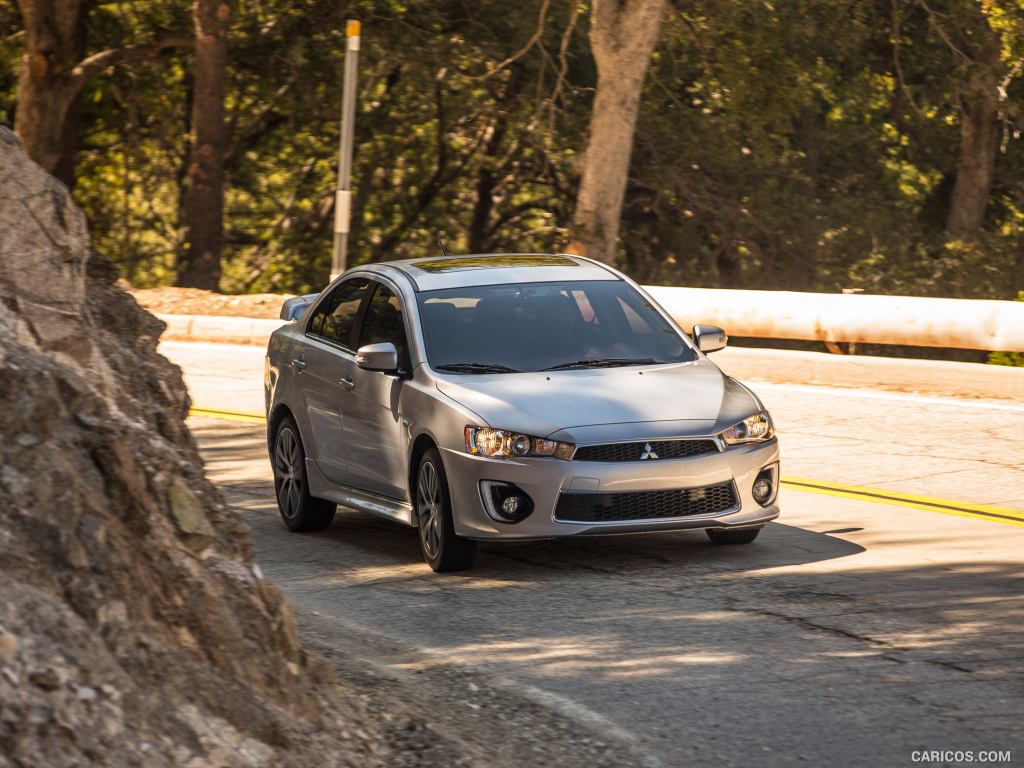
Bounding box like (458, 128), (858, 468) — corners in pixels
(341, 563), (528, 589)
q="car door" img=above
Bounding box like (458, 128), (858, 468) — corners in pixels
(343, 279), (413, 500)
(299, 277), (370, 484)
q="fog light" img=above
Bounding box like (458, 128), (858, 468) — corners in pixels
(752, 467), (776, 506)
(480, 481), (535, 523)
(753, 478), (771, 502)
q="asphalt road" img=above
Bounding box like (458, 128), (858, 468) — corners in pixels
(166, 341), (1024, 767)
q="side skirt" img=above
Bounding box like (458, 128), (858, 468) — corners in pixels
(306, 458), (415, 527)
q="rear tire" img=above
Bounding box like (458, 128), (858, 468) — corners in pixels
(273, 416), (336, 532)
(415, 447), (476, 572)
(706, 526), (762, 545)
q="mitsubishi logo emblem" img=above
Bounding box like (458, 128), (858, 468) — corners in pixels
(640, 443), (659, 460)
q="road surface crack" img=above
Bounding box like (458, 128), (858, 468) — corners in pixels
(736, 603), (975, 674)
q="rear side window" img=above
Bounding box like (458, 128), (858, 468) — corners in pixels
(308, 278), (370, 349)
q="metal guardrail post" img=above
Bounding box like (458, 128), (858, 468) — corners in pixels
(330, 20), (361, 282)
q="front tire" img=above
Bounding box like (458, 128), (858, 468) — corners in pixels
(273, 416), (336, 532)
(415, 448), (476, 572)
(706, 526), (762, 545)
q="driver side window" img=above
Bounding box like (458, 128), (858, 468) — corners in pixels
(307, 278), (370, 350)
(359, 282), (412, 372)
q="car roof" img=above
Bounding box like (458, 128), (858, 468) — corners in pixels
(376, 253), (620, 292)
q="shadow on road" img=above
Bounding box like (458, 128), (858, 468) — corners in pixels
(188, 416), (1024, 767)
(211, 474), (866, 576)
(191, 418), (865, 574)
(192, 418), (1024, 765)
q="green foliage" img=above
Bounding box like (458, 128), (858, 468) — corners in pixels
(621, 0), (1024, 298)
(988, 292), (1024, 366)
(217, 0), (590, 293)
(4, 0), (1024, 307)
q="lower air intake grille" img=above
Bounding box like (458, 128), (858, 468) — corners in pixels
(573, 439), (719, 462)
(555, 482), (738, 523)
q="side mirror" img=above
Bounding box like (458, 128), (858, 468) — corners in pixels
(693, 324), (728, 353)
(355, 342), (399, 373)
(280, 293), (320, 321)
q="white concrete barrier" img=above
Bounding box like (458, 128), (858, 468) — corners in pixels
(156, 313), (285, 346)
(646, 287), (1024, 352)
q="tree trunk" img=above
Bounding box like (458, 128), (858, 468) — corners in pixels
(468, 121), (506, 253)
(468, 166), (497, 254)
(177, 0), (229, 290)
(570, 0), (666, 265)
(946, 41), (1000, 240)
(14, 0), (86, 186)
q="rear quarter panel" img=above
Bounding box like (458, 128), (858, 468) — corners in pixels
(265, 322), (304, 425)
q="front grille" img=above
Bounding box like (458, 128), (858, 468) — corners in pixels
(554, 482), (738, 523)
(573, 439), (719, 462)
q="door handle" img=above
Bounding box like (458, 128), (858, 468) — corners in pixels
(339, 377), (354, 391)
(290, 357), (306, 371)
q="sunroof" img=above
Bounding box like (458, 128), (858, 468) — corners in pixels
(410, 254), (579, 273)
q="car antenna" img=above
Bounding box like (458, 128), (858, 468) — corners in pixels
(436, 236), (449, 257)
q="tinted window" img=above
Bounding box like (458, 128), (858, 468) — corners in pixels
(308, 278), (370, 349)
(417, 280), (696, 373)
(359, 283), (411, 371)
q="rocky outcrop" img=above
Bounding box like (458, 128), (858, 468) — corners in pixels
(0, 128), (420, 766)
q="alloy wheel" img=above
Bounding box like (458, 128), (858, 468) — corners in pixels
(274, 426), (303, 520)
(417, 460), (442, 558)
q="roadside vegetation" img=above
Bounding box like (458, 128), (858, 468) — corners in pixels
(2, 0), (1023, 300)
(989, 291), (1024, 365)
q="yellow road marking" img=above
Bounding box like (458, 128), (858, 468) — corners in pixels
(185, 406), (1024, 527)
(781, 476), (1024, 528)
(188, 406), (266, 424)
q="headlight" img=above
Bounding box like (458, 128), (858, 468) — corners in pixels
(464, 426), (574, 460)
(721, 411), (774, 445)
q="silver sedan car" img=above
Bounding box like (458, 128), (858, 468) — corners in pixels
(264, 254), (779, 572)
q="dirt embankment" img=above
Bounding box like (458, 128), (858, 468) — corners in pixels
(130, 287), (292, 320)
(0, 129), (455, 766)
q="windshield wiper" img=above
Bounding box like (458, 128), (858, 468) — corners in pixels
(435, 362), (520, 374)
(542, 358), (660, 371)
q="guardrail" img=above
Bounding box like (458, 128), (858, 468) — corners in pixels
(646, 287), (1024, 352)
(158, 287), (1024, 353)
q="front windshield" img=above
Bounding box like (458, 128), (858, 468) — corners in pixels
(417, 280), (697, 373)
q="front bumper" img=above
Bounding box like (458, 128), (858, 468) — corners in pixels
(441, 437), (780, 540)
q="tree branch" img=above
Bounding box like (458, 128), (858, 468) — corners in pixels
(477, 0), (551, 81)
(69, 32), (193, 96)
(487, 200), (549, 237)
(674, 7), (714, 73)
(891, 0), (926, 122)
(545, 0), (580, 139)
(914, 0), (972, 64)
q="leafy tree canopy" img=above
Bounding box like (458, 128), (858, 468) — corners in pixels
(2, 0), (1022, 297)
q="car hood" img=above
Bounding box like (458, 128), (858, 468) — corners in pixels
(433, 359), (763, 442)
